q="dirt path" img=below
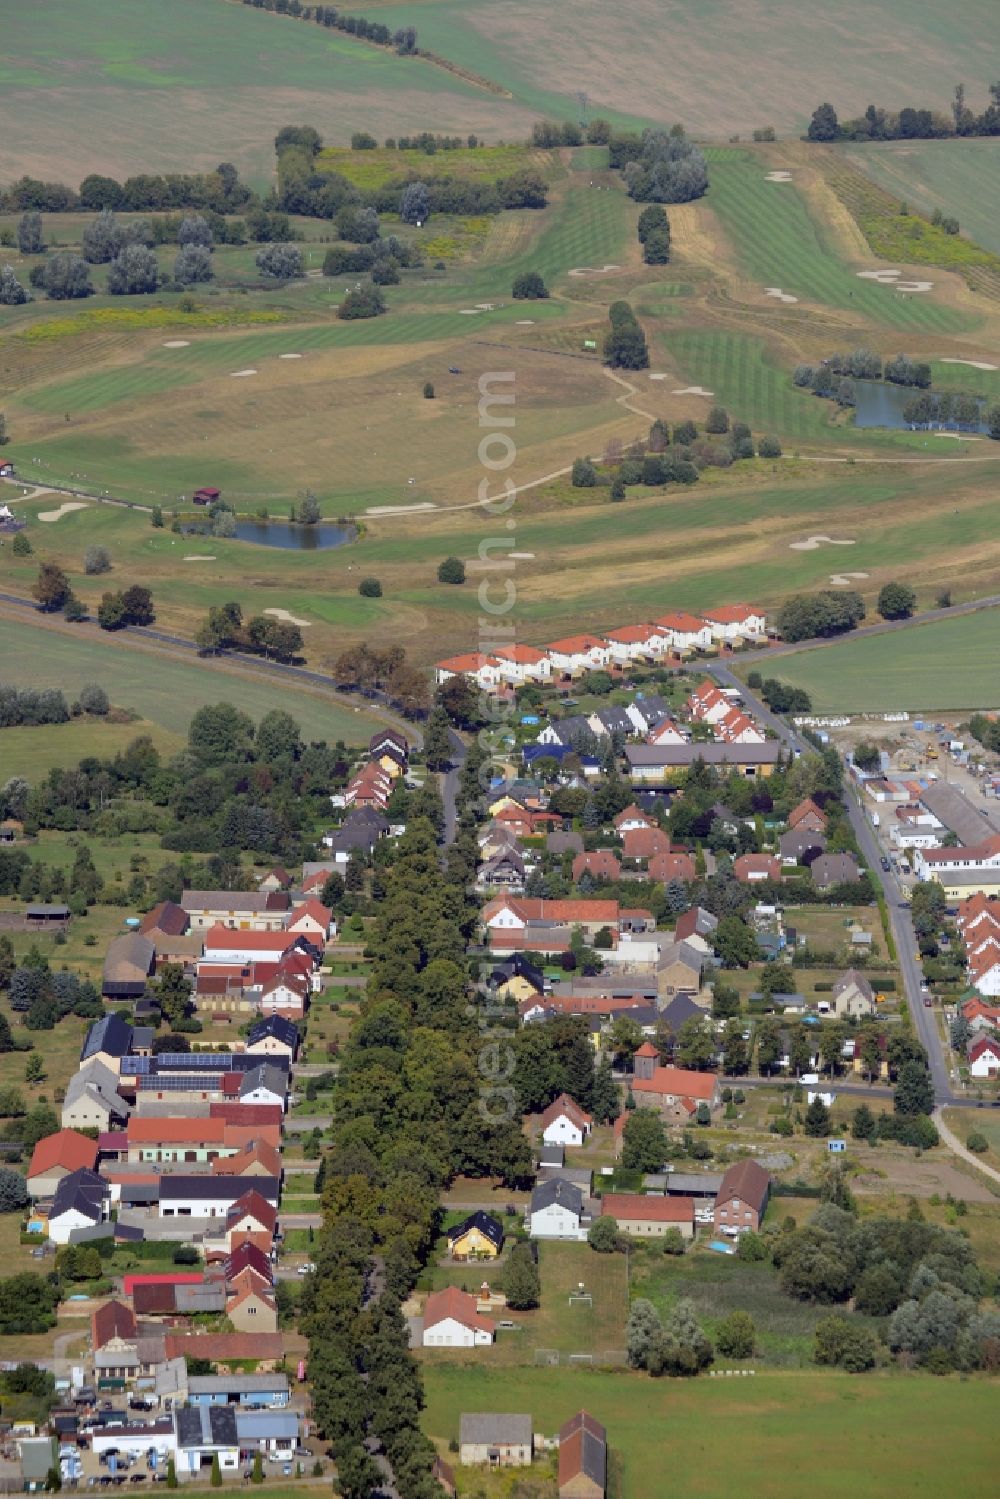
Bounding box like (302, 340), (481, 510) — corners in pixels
(934, 1109), (1000, 1188)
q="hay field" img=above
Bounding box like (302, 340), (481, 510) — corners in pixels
(762, 607), (1000, 713)
(368, 0), (999, 140)
(843, 139), (1000, 260)
(0, 0), (537, 188)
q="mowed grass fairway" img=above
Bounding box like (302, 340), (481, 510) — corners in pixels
(421, 1366), (997, 1498)
(763, 608), (1000, 713)
(0, 613), (382, 745)
(702, 150), (976, 333)
(0, 0), (536, 187)
(844, 139), (1000, 260)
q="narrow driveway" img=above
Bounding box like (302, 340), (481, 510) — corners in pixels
(442, 728), (468, 845)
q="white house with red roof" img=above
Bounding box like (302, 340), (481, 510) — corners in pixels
(654, 612), (713, 653)
(913, 834), (1000, 892)
(201, 927), (303, 966)
(422, 1287), (495, 1347)
(647, 717), (686, 745)
(491, 644), (552, 683)
(482, 894), (622, 940)
(602, 624), (661, 665)
(540, 1093), (593, 1148)
(967, 1034), (1000, 1078)
(613, 804), (655, 833)
(434, 653), (504, 689)
(716, 707), (766, 745)
(545, 634), (612, 676)
(700, 604), (767, 642)
(287, 899), (333, 941)
(686, 679), (732, 724)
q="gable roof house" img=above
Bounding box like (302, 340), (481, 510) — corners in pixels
(491, 644), (552, 684)
(811, 852), (861, 889)
(246, 1014), (300, 1059)
(674, 906), (718, 943)
(600, 1192), (694, 1239)
(422, 1287), (496, 1348)
(181, 889), (290, 933)
(788, 798), (828, 834)
(559, 1410), (607, 1499)
(572, 849), (622, 884)
(630, 1060), (720, 1121)
(653, 611), (713, 654)
(967, 1034), (1000, 1078)
(656, 939), (704, 1000)
(713, 1159), (771, 1235)
(613, 804), (655, 833)
(621, 827), (671, 864)
(62, 1059), (131, 1131)
(447, 1211), (504, 1261)
(734, 853), (781, 884)
(686, 679), (732, 725)
(545, 635), (612, 676)
(586, 705), (634, 740)
(27, 1130), (99, 1198)
(830, 970), (875, 1019)
(102, 933), (156, 1000)
(459, 1414), (533, 1468)
(529, 1178), (588, 1240)
(625, 695), (673, 735)
(779, 827), (827, 865)
(81, 1012), (136, 1070)
(47, 1167), (112, 1244)
(700, 603), (767, 641)
(540, 1093), (593, 1148)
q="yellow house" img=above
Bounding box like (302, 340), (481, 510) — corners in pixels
(447, 1211), (504, 1260)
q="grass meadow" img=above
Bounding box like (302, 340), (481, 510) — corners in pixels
(762, 607), (1000, 713)
(422, 1364), (999, 1498)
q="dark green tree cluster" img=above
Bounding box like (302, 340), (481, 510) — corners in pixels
(195, 600), (303, 662)
(626, 1296), (713, 1376)
(776, 590), (866, 643)
(637, 204), (670, 264)
(0, 1273), (60, 1335)
(808, 85), (1000, 143)
(603, 300), (649, 370)
(610, 128), (709, 204)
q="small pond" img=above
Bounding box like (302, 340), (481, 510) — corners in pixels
(852, 380), (988, 434)
(231, 518), (354, 550)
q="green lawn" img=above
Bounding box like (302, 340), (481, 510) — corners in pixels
(422, 1365), (998, 1498)
(0, 718), (183, 778)
(0, 615), (380, 744)
(705, 149), (978, 333)
(766, 607), (1000, 712)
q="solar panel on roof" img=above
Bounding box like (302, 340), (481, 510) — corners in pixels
(136, 1074), (225, 1092)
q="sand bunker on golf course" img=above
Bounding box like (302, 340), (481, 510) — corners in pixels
(231, 369), (258, 377)
(673, 385), (714, 397)
(830, 571), (869, 586)
(162, 340), (190, 348)
(857, 268), (933, 293)
(765, 287), (798, 303)
(648, 373), (668, 381)
(939, 358), (998, 371)
(184, 555), (217, 562)
(515, 319), (535, 325)
(568, 264), (621, 277)
(789, 535), (856, 551)
(458, 308), (480, 315)
(264, 607), (310, 628)
(38, 501), (88, 523)
(279, 353), (304, 360)
(765, 171), (793, 182)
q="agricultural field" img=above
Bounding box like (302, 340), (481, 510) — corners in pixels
(0, 613), (384, 746)
(760, 606), (1000, 713)
(422, 1364), (999, 1498)
(843, 139), (1000, 260)
(365, 0), (997, 141)
(0, 0), (537, 188)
